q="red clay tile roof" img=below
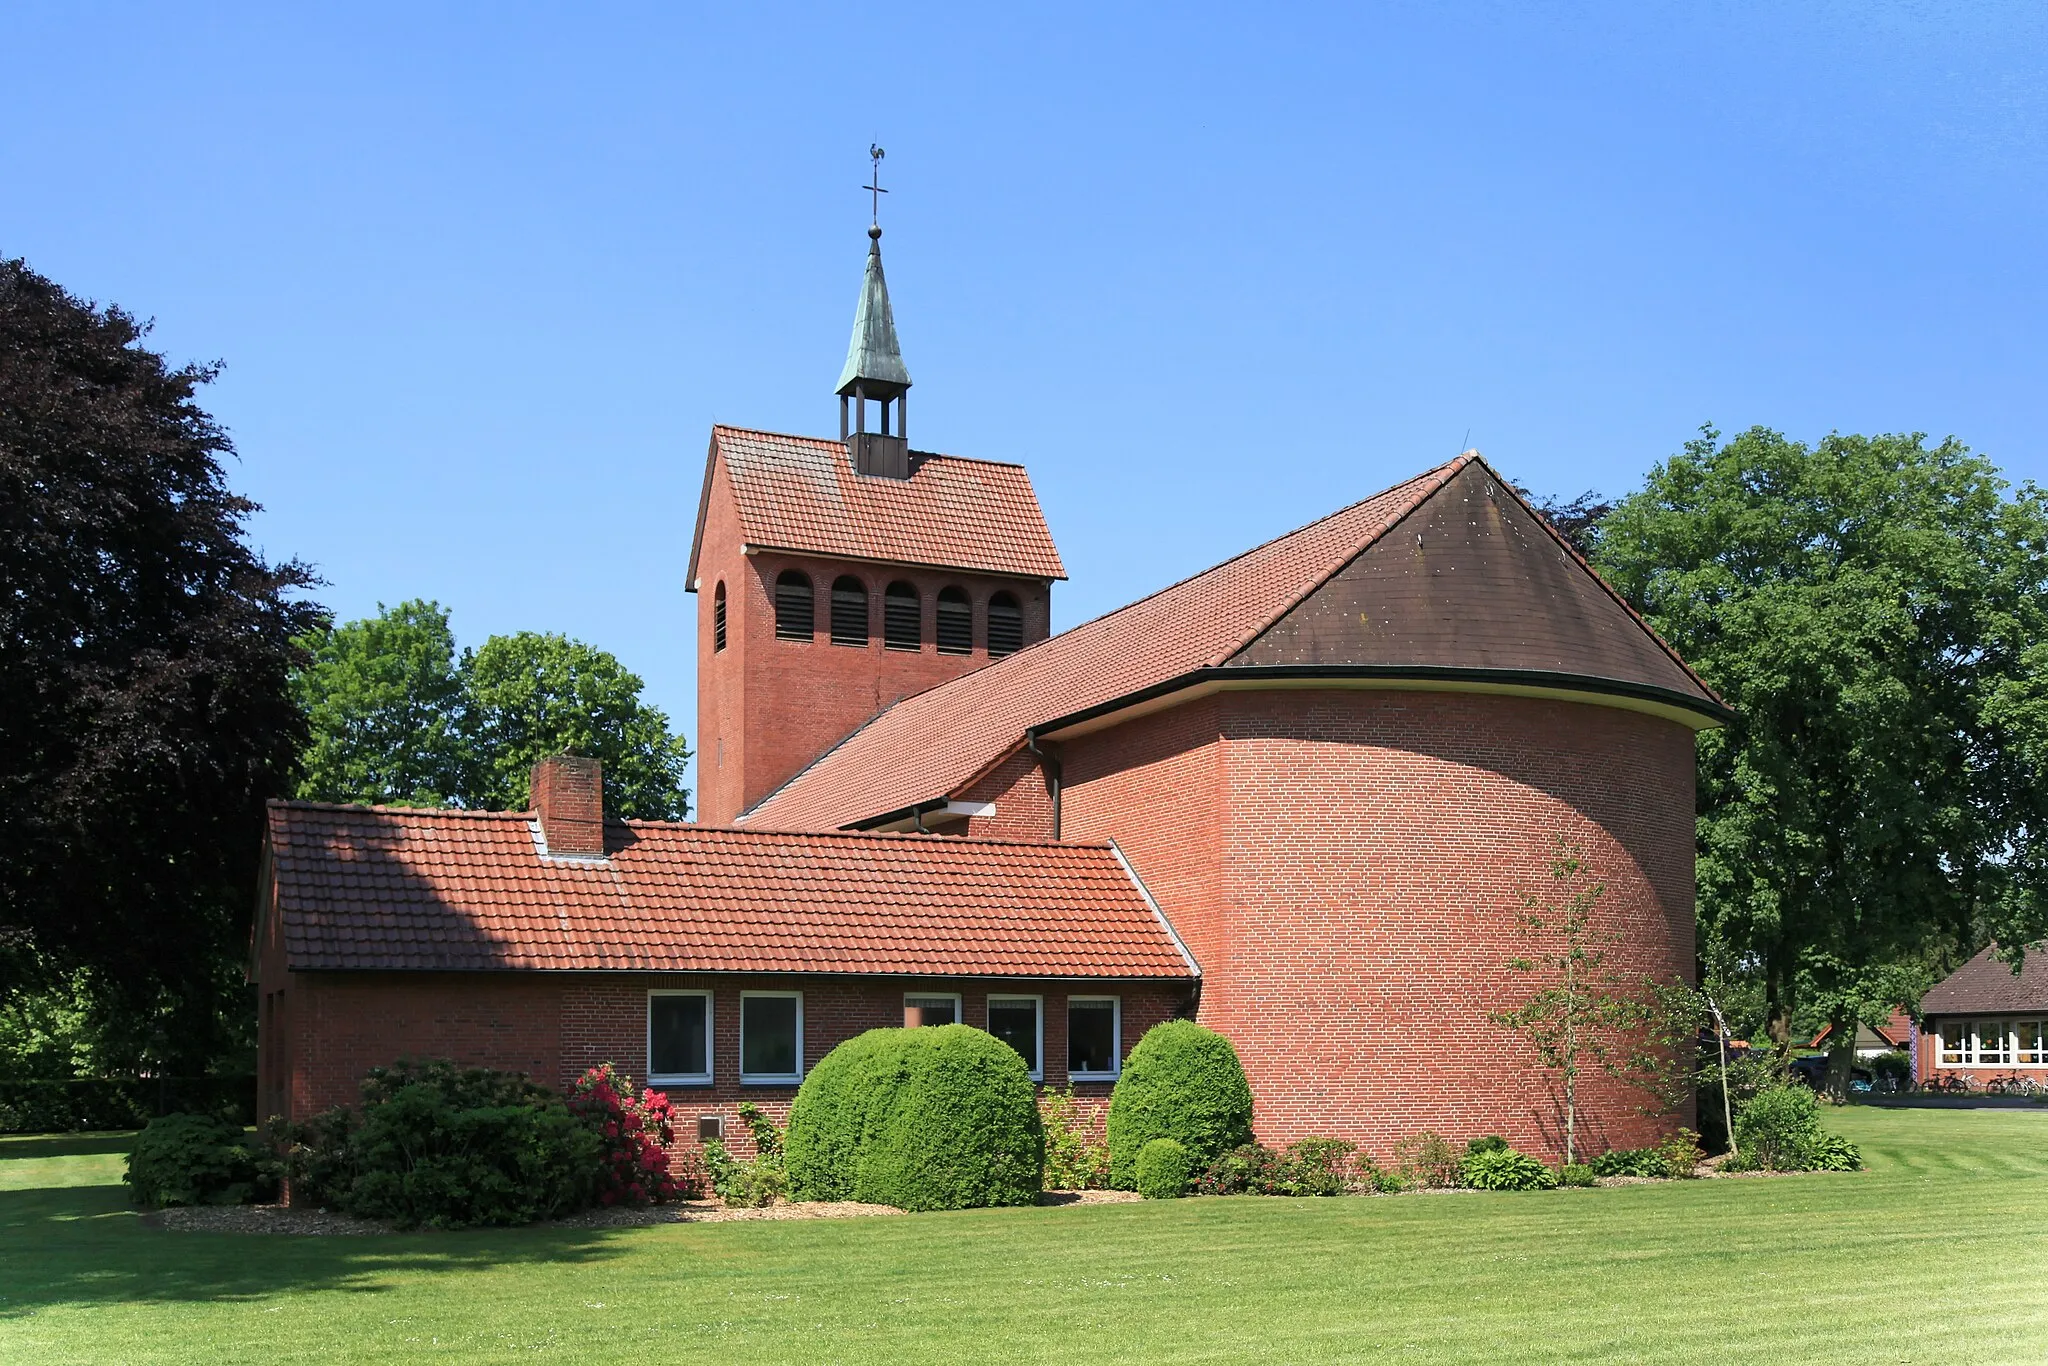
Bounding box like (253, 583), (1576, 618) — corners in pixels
(743, 454), (1726, 832)
(738, 460), (1468, 829)
(685, 426), (1065, 585)
(1921, 946), (2048, 1015)
(266, 802), (1193, 978)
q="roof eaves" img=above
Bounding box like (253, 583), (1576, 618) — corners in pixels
(684, 429), (724, 592)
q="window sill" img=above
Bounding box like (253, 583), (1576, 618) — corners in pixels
(740, 1075), (802, 1086)
(1069, 1072), (1120, 1083)
(648, 1075), (714, 1088)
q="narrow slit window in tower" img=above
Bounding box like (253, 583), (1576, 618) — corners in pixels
(774, 571), (813, 641)
(936, 586), (973, 655)
(830, 576), (869, 646)
(712, 582), (728, 652)
(987, 591), (1023, 658)
(884, 581), (921, 651)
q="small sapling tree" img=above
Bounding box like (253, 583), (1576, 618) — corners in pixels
(1493, 841), (1701, 1165)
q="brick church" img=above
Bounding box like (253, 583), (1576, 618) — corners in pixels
(254, 220), (1728, 1162)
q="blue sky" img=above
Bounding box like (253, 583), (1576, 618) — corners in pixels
(6, 3), (2044, 804)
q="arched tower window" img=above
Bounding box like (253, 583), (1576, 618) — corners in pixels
(713, 581), (727, 652)
(830, 575), (869, 647)
(936, 586), (973, 655)
(884, 581), (921, 651)
(987, 591), (1023, 658)
(774, 570), (813, 641)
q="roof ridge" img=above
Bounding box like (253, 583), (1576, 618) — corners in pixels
(633, 822), (1114, 850)
(1207, 454), (1472, 667)
(268, 799), (526, 820)
(803, 455), (1475, 716)
(710, 424), (1033, 472)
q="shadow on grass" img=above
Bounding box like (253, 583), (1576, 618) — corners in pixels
(0, 1131), (138, 1160)
(0, 1181), (642, 1318)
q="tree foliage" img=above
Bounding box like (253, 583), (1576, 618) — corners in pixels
(0, 258), (323, 1073)
(292, 600), (464, 807)
(1596, 426), (2048, 1050)
(459, 631), (691, 819)
(293, 605), (691, 820)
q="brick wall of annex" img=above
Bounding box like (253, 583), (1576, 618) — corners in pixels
(1063, 686), (1699, 1165)
(692, 451), (1054, 825)
(274, 971), (1183, 1158)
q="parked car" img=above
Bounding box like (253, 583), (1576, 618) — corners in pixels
(1790, 1054), (1872, 1092)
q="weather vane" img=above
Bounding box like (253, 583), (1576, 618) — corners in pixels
(864, 144), (887, 227)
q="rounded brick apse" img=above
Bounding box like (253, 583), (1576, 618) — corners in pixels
(1060, 685), (1699, 1164)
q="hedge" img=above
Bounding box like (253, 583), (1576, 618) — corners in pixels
(1105, 1020), (1254, 1187)
(786, 1024), (1044, 1212)
(0, 1076), (256, 1134)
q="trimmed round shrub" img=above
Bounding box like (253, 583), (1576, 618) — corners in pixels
(787, 1025), (1044, 1212)
(1460, 1146), (1559, 1191)
(786, 1029), (907, 1201)
(1559, 1162), (1597, 1188)
(1136, 1138), (1192, 1199)
(859, 1025), (1044, 1211)
(1106, 1020), (1254, 1188)
(125, 1113), (270, 1208)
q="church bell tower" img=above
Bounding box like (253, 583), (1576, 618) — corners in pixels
(837, 150), (913, 479)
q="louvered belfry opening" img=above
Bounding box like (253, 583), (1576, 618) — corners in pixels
(884, 581), (920, 650)
(987, 591), (1023, 658)
(830, 576), (869, 646)
(774, 570), (814, 641)
(936, 586), (973, 655)
(712, 581), (727, 651)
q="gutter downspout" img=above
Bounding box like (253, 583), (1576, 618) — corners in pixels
(1026, 730), (1062, 841)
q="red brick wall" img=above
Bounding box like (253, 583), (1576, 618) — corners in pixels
(1063, 686), (1698, 1164)
(692, 450), (1054, 825)
(272, 970), (1182, 1157)
(955, 745), (1058, 839)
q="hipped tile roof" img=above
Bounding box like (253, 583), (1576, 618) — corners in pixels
(742, 454), (1726, 832)
(686, 427), (1065, 585)
(1921, 946), (2048, 1015)
(266, 802), (1193, 979)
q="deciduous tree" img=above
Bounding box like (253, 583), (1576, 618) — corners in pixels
(1596, 426), (2048, 1061)
(0, 259), (323, 1072)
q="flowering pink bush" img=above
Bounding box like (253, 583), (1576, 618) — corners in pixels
(566, 1063), (698, 1204)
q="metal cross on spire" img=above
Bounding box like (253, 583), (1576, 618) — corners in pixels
(864, 144), (887, 227)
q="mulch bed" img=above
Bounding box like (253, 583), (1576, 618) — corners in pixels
(147, 1189), (1138, 1235)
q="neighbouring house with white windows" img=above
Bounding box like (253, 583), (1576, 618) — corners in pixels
(1916, 946), (2048, 1088)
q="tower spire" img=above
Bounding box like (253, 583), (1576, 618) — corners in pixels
(837, 145), (912, 476)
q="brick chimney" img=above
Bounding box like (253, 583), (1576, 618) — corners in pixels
(530, 754), (605, 857)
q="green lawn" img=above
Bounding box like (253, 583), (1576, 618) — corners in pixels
(2, 1107), (2045, 1364)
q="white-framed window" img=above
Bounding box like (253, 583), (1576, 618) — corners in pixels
(989, 995), (1043, 1080)
(2021, 1020), (2048, 1066)
(1939, 1019), (1968, 1066)
(904, 993), (962, 1027)
(1936, 1018), (2048, 1067)
(1978, 1020), (2014, 1066)
(647, 990), (712, 1086)
(1068, 996), (1122, 1080)
(740, 991), (803, 1084)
